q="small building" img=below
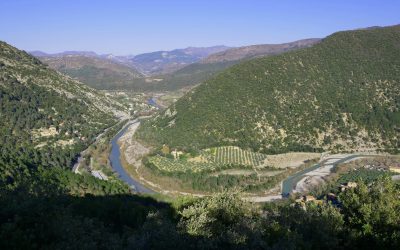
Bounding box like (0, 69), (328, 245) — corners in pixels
(171, 149), (183, 160)
(340, 182), (358, 192)
(347, 182), (358, 188)
(327, 193), (337, 200)
(304, 195), (316, 202)
(295, 195), (317, 203)
(389, 166), (400, 174)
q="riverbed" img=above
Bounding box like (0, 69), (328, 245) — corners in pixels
(109, 121), (154, 193)
(281, 154), (361, 195)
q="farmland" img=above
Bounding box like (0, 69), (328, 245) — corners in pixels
(147, 155), (224, 173)
(142, 146), (319, 194)
(204, 146), (267, 167)
(147, 146), (268, 174)
(337, 169), (393, 184)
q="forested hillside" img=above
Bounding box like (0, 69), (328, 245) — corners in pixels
(0, 41), (128, 191)
(137, 25), (400, 154)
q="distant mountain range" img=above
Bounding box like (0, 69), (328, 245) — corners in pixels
(29, 40), (321, 91)
(30, 50), (99, 57)
(31, 46), (232, 90)
(31, 46), (231, 76)
(129, 46), (231, 75)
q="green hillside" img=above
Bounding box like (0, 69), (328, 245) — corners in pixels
(0, 41), (129, 190)
(137, 26), (400, 154)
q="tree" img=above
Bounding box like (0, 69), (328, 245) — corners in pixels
(339, 177), (400, 249)
(178, 191), (262, 248)
(161, 144), (170, 156)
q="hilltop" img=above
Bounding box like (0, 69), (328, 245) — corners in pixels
(136, 25), (400, 154)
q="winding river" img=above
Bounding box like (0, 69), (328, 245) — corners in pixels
(108, 119), (363, 197)
(109, 122), (154, 193)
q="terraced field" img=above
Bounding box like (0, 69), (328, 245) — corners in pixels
(205, 146), (267, 167)
(148, 155), (222, 173)
(148, 146), (270, 175)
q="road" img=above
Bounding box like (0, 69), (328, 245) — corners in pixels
(72, 119), (128, 173)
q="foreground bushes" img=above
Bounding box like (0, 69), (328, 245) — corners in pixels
(0, 174), (399, 249)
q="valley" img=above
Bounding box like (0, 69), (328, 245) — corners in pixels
(70, 114), (395, 201)
(21, 25), (399, 200)
(1, 8), (399, 248)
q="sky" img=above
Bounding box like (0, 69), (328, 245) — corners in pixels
(0, 0), (399, 55)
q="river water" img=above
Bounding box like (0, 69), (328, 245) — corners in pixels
(109, 122), (154, 193)
(110, 120), (360, 196)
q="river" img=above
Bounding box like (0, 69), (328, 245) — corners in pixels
(147, 97), (163, 109)
(109, 121), (363, 197)
(109, 122), (154, 193)
(281, 154), (360, 195)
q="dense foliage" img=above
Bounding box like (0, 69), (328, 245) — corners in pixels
(1, 176), (399, 249)
(0, 41), (120, 187)
(137, 25), (400, 154)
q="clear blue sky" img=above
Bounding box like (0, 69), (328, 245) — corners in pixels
(1, 0), (399, 55)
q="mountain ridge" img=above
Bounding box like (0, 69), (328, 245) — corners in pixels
(201, 38), (321, 63)
(130, 45), (231, 75)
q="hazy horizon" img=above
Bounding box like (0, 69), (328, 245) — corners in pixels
(1, 0), (399, 55)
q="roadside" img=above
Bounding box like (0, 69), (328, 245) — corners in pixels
(72, 118), (128, 176)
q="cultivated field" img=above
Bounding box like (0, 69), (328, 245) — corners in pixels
(204, 146), (267, 167)
(148, 155), (222, 173)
